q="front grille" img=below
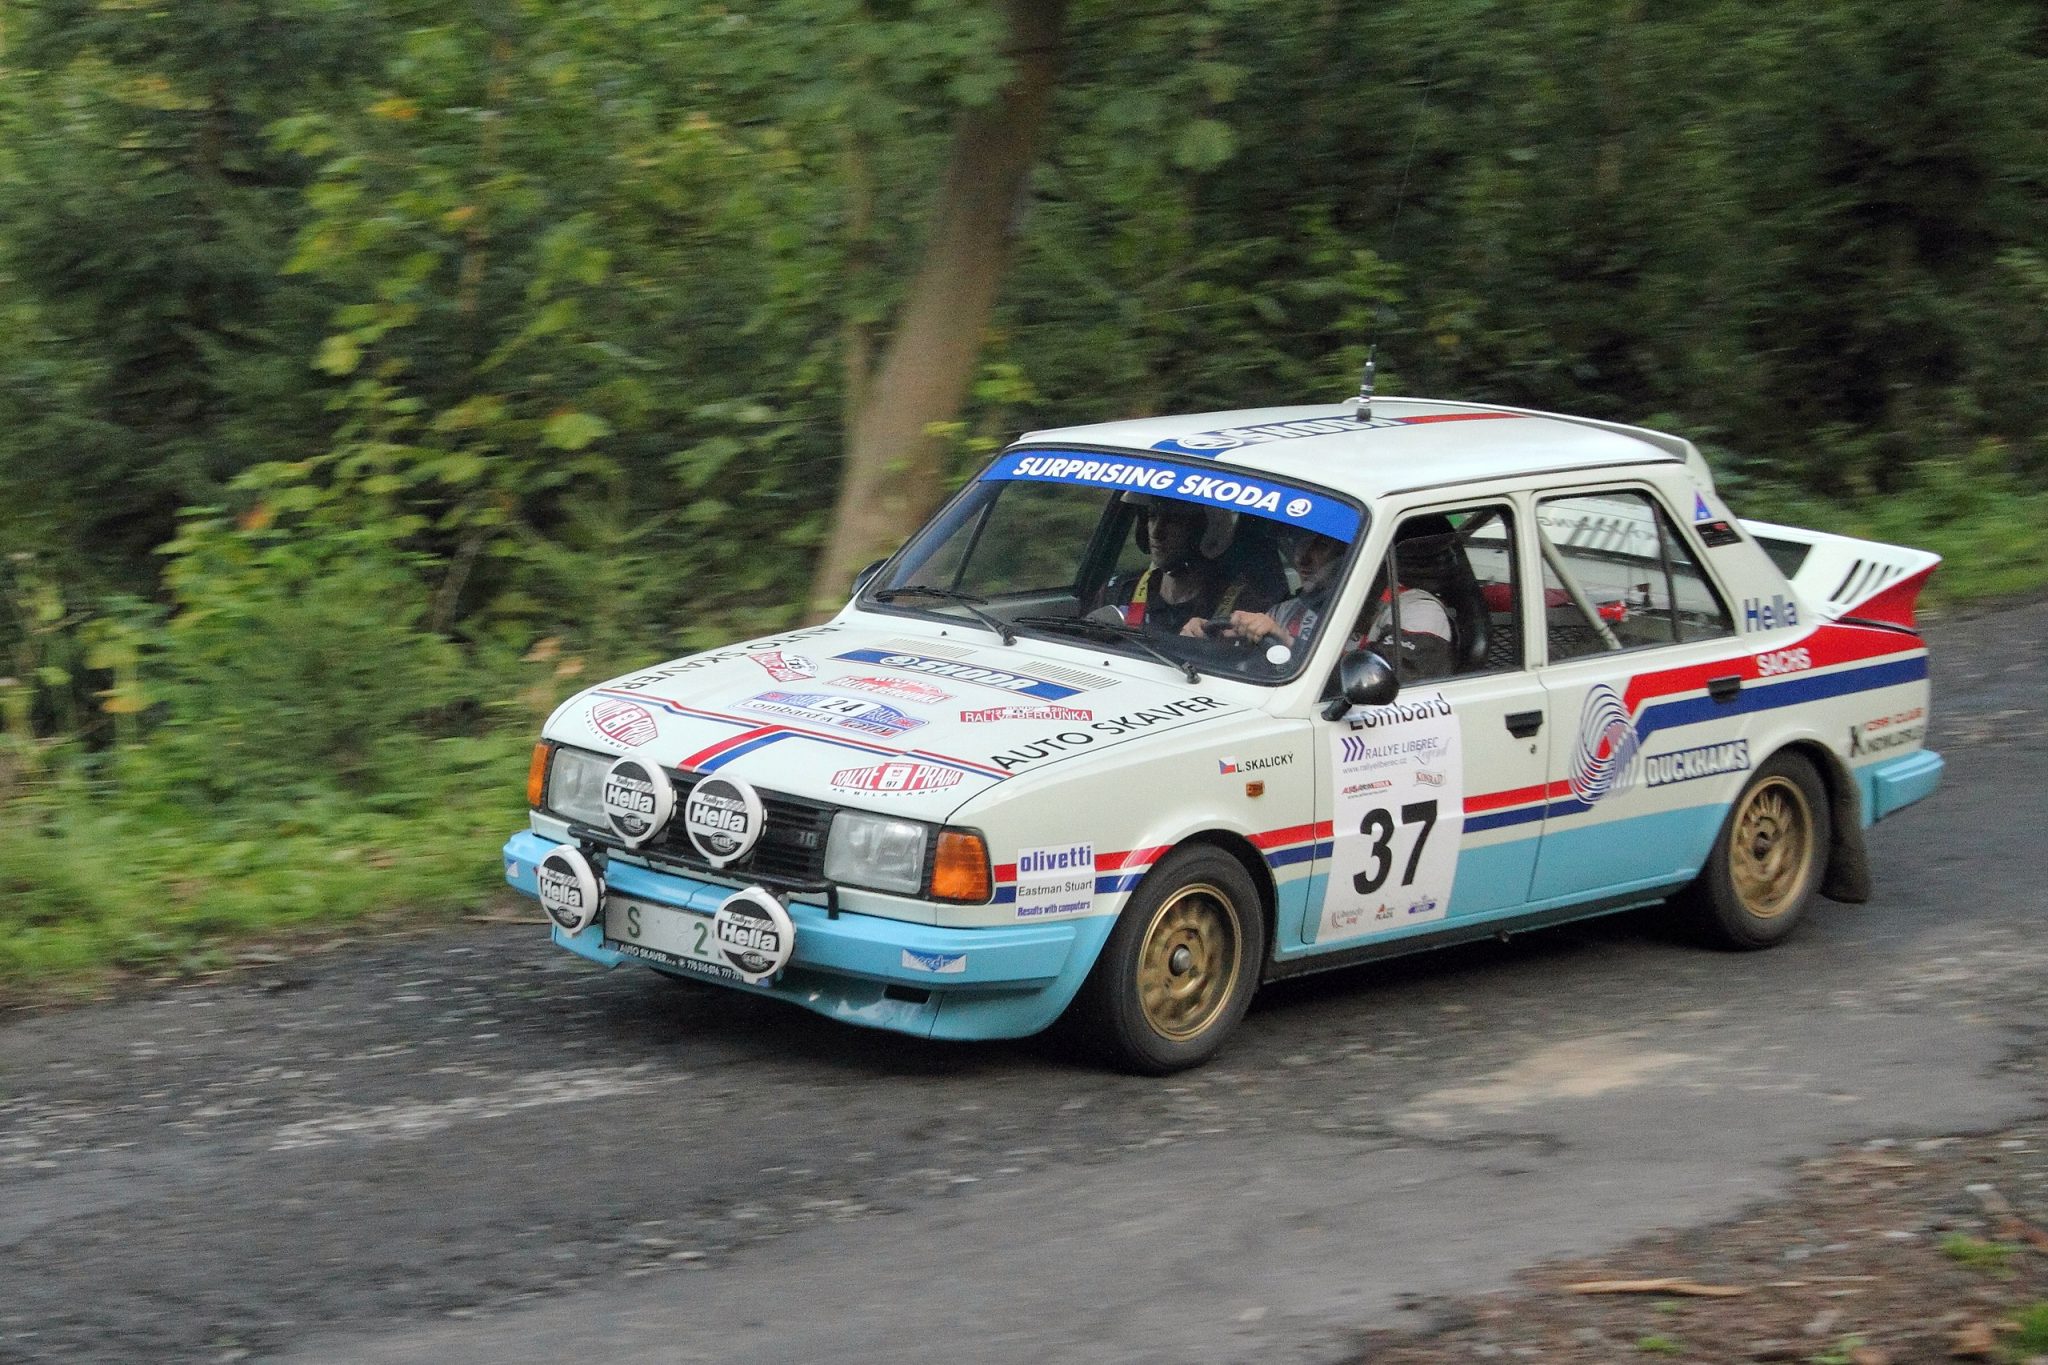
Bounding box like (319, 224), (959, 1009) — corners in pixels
(652, 772), (833, 882)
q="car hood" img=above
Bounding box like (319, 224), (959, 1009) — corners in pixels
(543, 619), (1250, 819)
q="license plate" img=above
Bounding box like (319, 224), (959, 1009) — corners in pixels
(604, 895), (742, 984)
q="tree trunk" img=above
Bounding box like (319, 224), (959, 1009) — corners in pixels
(806, 0), (1069, 616)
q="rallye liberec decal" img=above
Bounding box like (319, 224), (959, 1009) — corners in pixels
(1320, 693), (1462, 942)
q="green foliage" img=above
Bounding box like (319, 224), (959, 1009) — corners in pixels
(2008, 1302), (2048, 1356)
(1940, 1232), (2019, 1278)
(1633, 1335), (1684, 1356)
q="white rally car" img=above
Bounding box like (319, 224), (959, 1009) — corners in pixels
(504, 397), (1943, 1072)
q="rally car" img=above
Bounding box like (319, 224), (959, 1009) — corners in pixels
(504, 396), (1943, 1073)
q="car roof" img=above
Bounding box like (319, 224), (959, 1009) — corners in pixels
(1014, 396), (1707, 500)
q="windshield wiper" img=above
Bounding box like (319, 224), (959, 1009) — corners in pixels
(1013, 614), (1199, 684)
(872, 586), (1016, 645)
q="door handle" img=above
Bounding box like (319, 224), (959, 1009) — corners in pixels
(1505, 710), (1543, 738)
(1708, 675), (1742, 703)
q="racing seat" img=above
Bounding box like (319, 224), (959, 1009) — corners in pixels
(1393, 517), (1490, 675)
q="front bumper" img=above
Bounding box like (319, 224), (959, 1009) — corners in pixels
(503, 831), (1112, 1041)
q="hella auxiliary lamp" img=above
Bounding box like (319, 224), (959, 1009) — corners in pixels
(528, 743), (990, 903)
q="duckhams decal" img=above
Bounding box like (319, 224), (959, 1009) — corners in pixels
(1642, 740), (1750, 788)
(1014, 842), (1096, 919)
(739, 690), (928, 738)
(829, 761), (964, 795)
(589, 697), (658, 747)
(1320, 692), (1461, 944)
(901, 949), (968, 975)
(990, 696), (1233, 771)
(833, 649), (1086, 701)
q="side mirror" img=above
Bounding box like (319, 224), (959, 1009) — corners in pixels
(1322, 648), (1399, 720)
(851, 558), (887, 598)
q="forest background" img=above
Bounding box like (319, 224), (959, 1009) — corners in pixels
(2, 0), (2044, 992)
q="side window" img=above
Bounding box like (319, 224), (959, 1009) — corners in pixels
(1364, 504), (1522, 682)
(1534, 490), (1734, 660)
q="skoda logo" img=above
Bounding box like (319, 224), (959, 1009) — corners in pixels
(603, 754), (675, 847)
(684, 774), (766, 867)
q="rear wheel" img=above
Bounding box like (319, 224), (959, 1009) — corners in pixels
(1679, 751), (1830, 949)
(1065, 844), (1266, 1074)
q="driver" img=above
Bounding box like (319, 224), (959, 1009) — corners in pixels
(1206, 528), (1456, 679)
(1096, 495), (1272, 634)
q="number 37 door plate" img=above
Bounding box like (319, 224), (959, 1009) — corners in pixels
(604, 894), (742, 983)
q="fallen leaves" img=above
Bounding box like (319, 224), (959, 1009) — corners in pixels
(1565, 1278), (1749, 1298)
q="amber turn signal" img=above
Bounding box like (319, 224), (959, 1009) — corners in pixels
(930, 829), (992, 903)
(526, 742), (551, 809)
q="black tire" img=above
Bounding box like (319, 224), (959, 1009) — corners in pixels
(1064, 844), (1266, 1074)
(1678, 750), (1832, 949)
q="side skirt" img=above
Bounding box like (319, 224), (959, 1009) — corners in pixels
(1260, 889), (1681, 983)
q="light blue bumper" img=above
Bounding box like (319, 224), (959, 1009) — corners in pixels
(502, 831), (1113, 1041)
(1859, 748), (1944, 824)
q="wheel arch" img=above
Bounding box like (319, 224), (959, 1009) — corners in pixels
(1769, 735), (1871, 904)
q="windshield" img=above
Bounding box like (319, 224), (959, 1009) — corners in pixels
(866, 449), (1366, 684)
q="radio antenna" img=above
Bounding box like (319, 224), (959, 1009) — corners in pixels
(1353, 47), (1442, 424)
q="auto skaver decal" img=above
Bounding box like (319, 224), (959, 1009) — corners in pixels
(990, 696), (1232, 771)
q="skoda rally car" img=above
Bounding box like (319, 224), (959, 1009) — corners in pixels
(505, 397), (1943, 1073)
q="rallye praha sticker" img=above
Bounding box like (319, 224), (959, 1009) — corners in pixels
(1319, 693), (1463, 943)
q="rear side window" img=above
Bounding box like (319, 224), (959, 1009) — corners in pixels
(1535, 490), (1734, 661)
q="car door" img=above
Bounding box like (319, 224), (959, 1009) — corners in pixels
(1299, 497), (1553, 951)
(1527, 482), (1750, 903)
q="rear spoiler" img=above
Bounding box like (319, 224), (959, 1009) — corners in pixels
(1741, 519), (1941, 630)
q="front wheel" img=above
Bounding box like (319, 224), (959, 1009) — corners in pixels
(1064, 845), (1266, 1074)
(1678, 751), (1831, 949)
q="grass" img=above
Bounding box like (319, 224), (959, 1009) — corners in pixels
(2009, 1302), (2048, 1357)
(1940, 1233), (2020, 1278)
(1635, 1336), (1684, 1356)
(0, 732), (531, 1000)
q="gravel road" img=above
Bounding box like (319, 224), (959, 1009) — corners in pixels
(3, 598), (2043, 1364)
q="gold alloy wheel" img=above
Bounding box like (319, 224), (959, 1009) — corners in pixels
(1135, 882), (1243, 1041)
(1728, 774), (1816, 919)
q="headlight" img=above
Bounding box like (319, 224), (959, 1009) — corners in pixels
(824, 812), (928, 895)
(544, 745), (612, 827)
